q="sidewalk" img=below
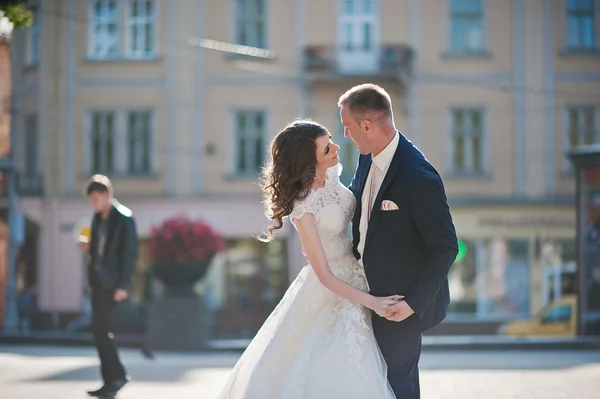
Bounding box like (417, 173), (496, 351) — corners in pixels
(2, 345), (600, 399)
(3, 331), (600, 351)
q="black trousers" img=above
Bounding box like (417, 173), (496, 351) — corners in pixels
(91, 287), (127, 384)
(373, 317), (423, 399)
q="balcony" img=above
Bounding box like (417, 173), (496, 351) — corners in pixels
(16, 171), (44, 196)
(303, 44), (414, 88)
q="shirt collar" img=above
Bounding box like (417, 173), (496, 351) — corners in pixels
(372, 132), (399, 172)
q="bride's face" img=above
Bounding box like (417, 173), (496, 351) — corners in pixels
(314, 133), (340, 170)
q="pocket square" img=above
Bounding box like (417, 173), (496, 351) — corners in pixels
(381, 200), (399, 211)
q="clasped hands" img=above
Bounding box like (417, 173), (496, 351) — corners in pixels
(372, 295), (415, 322)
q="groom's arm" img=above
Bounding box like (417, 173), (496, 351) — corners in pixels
(402, 171), (458, 318)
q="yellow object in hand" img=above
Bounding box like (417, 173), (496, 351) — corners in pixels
(78, 225), (91, 244)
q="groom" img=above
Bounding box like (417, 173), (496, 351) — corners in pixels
(340, 84), (458, 399)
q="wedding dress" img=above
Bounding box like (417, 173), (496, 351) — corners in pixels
(218, 163), (396, 399)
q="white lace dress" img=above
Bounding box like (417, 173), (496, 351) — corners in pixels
(217, 164), (396, 399)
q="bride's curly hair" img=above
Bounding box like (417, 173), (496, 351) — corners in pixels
(259, 119), (329, 242)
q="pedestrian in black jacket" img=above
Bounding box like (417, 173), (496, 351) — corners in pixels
(80, 175), (138, 397)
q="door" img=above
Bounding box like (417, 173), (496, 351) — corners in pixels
(337, 0), (379, 74)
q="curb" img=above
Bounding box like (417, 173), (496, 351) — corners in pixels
(420, 336), (600, 351)
(2, 333), (600, 352)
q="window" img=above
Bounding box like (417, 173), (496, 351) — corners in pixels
(209, 238), (288, 338)
(88, 0), (156, 59)
(235, 0), (266, 48)
(26, 8), (40, 65)
(566, 0), (596, 50)
(341, 0), (377, 51)
(127, 0), (156, 58)
(18, 115), (42, 195)
(540, 239), (577, 305)
(337, 0), (379, 74)
(447, 238), (477, 314)
(338, 138), (359, 186)
(342, 0), (354, 14)
(127, 111), (152, 175)
(336, 114), (359, 186)
(235, 111), (265, 176)
(88, 110), (155, 176)
(567, 107), (597, 149)
(113, 237), (289, 340)
(88, 0), (119, 59)
(449, 0), (485, 53)
(447, 238), (532, 319)
(450, 108), (485, 175)
(479, 239), (531, 317)
(90, 112), (115, 174)
(342, 0), (377, 15)
(24, 115), (38, 175)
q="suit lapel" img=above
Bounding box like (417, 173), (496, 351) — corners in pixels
(356, 155), (372, 200)
(352, 157), (371, 257)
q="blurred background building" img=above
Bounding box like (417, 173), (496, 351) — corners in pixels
(2, 0), (599, 338)
(0, 16), (12, 332)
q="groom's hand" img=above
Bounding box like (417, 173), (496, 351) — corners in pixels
(383, 300), (415, 322)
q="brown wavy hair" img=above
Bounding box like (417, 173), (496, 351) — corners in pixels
(259, 119), (329, 241)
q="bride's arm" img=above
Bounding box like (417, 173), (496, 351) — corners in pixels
(293, 213), (398, 315)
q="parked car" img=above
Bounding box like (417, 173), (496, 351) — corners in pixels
(497, 295), (577, 337)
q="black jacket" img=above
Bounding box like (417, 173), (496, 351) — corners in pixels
(88, 199), (138, 292)
(350, 132), (458, 333)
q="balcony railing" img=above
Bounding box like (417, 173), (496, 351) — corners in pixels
(16, 171), (44, 196)
(303, 44), (414, 86)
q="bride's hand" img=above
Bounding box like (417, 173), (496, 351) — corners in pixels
(370, 295), (404, 317)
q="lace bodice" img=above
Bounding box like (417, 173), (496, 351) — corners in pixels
(218, 166), (396, 399)
(289, 164), (357, 266)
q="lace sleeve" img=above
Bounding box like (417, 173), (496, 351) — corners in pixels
(289, 164), (341, 222)
(289, 192), (317, 222)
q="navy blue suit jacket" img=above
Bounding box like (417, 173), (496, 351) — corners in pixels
(349, 132), (458, 334)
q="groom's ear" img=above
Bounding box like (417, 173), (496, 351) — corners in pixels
(361, 119), (374, 135)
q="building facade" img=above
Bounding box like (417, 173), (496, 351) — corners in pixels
(9, 0), (600, 335)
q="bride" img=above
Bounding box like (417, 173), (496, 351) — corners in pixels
(217, 120), (399, 398)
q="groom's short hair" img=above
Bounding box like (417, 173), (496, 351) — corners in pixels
(338, 83), (393, 121)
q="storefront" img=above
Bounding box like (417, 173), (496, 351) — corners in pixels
(16, 196), (303, 339)
(435, 204), (576, 334)
(14, 195), (578, 337)
(568, 146), (600, 335)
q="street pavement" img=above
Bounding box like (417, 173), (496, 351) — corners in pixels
(1, 345), (599, 398)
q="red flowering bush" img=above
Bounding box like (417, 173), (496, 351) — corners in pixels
(149, 215), (226, 264)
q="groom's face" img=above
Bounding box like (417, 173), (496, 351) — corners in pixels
(340, 106), (370, 155)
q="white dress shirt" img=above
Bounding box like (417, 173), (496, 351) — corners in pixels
(357, 132), (399, 265)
